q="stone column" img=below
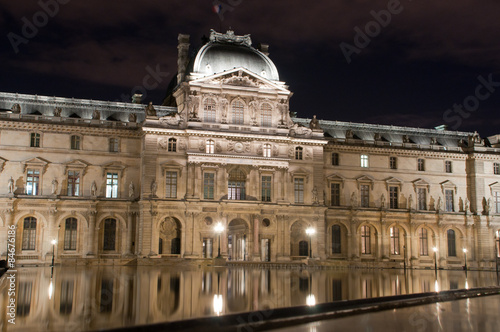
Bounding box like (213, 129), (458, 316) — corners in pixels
(351, 221), (358, 258)
(44, 209), (58, 263)
(87, 210), (97, 256)
(379, 223), (386, 259)
(125, 212), (134, 255)
(193, 164), (201, 199)
(186, 162), (194, 198)
(253, 215), (260, 261)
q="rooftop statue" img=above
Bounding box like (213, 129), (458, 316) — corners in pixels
(209, 29), (252, 47)
(145, 102), (157, 117)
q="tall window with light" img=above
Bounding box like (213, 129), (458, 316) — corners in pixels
(203, 173), (215, 199)
(360, 184), (370, 207)
(417, 188), (427, 210)
(361, 155), (369, 168)
(361, 225), (371, 254)
(22, 217), (36, 250)
(26, 169), (40, 195)
(228, 169), (246, 200)
(389, 186), (398, 209)
(206, 140), (215, 154)
(67, 170), (80, 196)
(419, 228), (428, 256)
(106, 172), (118, 198)
(445, 189), (454, 212)
(390, 227), (400, 255)
(263, 144), (272, 157)
(330, 183), (340, 206)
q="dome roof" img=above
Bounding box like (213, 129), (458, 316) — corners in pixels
(192, 30), (279, 81)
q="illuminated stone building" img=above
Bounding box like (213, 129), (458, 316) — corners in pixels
(0, 29), (499, 269)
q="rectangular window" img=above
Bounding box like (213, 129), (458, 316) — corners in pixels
(389, 186), (398, 209)
(228, 181), (245, 200)
(332, 153), (339, 166)
(26, 169), (40, 195)
(445, 161), (452, 173)
(22, 217), (36, 250)
(332, 225), (341, 254)
(294, 178), (304, 204)
(165, 172), (177, 198)
(295, 147), (303, 160)
(390, 157), (397, 169)
(495, 163), (500, 175)
(445, 189), (454, 212)
(418, 159), (425, 171)
(261, 176), (272, 202)
(67, 170), (80, 196)
(390, 227), (400, 255)
(106, 172), (119, 198)
(419, 228), (428, 256)
(417, 188), (427, 210)
(99, 279), (114, 312)
(263, 144), (272, 158)
(64, 218), (77, 250)
(361, 225), (371, 254)
(361, 155), (369, 168)
(103, 219), (116, 251)
(447, 230), (456, 257)
(203, 173), (215, 199)
(30, 133), (40, 147)
(70, 135), (80, 150)
(109, 138), (119, 152)
(17, 282), (32, 316)
(330, 183), (340, 206)
(360, 184), (369, 207)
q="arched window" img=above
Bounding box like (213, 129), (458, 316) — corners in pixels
(447, 229), (456, 257)
(228, 169), (246, 200)
(232, 100), (244, 124)
(64, 218), (77, 250)
(361, 225), (371, 254)
(295, 147), (303, 160)
(204, 98), (216, 123)
(263, 144), (272, 157)
(206, 139), (215, 154)
(261, 103), (272, 127)
(419, 228), (428, 256)
(22, 217), (37, 250)
(390, 227), (400, 255)
(332, 225), (341, 254)
(168, 138), (177, 152)
(103, 218), (117, 251)
(70, 135), (81, 150)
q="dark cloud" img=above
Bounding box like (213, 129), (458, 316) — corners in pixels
(1, 0), (499, 135)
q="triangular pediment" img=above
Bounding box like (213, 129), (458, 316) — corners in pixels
(0, 157), (7, 173)
(489, 182), (500, 195)
(64, 159), (90, 175)
(190, 67), (290, 93)
(161, 161), (184, 176)
(385, 176), (402, 184)
(326, 173), (345, 181)
(356, 175), (375, 183)
(22, 157), (49, 174)
(101, 161), (127, 177)
(440, 180), (457, 194)
(412, 178), (429, 186)
(290, 167), (310, 183)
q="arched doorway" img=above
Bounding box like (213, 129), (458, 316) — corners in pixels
(290, 221), (309, 257)
(159, 217), (181, 255)
(227, 219), (248, 261)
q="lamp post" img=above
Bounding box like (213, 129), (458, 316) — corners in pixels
(51, 239), (57, 267)
(214, 222), (224, 258)
(433, 247), (438, 273)
(463, 248), (468, 271)
(306, 226), (316, 258)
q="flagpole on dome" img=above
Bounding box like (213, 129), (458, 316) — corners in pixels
(212, 3), (223, 32)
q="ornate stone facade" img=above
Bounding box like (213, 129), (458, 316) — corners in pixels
(0, 30), (499, 269)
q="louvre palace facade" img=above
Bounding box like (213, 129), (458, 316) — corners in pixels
(1, 30), (499, 269)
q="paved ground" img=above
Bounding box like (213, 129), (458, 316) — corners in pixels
(270, 294), (500, 332)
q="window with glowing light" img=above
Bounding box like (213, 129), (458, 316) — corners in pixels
(204, 98), (217, 123)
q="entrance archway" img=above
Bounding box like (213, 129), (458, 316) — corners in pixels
(159, 217), (181, 255)
(227, 219), (248, 261)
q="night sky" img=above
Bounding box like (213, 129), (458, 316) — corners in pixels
(1, 0), (499, 136)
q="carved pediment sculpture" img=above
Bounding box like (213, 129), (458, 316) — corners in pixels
(159, 112), (183, 126)
(289, 123), (312, 137)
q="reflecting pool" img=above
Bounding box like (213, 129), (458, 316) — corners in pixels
(1, 266), (498, 331)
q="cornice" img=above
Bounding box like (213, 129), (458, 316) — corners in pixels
(325, 144), (468, 159)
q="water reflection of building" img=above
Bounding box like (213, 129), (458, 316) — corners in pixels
(2, 267), (498, 331)
(0, 29), (500, 269)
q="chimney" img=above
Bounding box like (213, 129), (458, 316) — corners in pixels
(258, 43), (269, 56)
(132, 94), (142, 104)
(177, 34), (190, 83)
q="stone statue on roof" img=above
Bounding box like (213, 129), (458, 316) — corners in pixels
(309, 115), (320, 130)
(53, 107), (62, 117)
(11, 104), (21, 114)
(145, 102), (157, 117)
(128, 113), (137, 123)
(92, 109), (100, 120)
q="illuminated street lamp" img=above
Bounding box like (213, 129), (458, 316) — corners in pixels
(463, 248), (468, 271)
(51, 239), (57, 267)
(305, 226), (316, 258)
(214, 222), (224, 258)
(433, 247), (438, 272)
(213, 294), (223, 316)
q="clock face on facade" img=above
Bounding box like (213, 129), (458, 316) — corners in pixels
(234, 142), (244, 153)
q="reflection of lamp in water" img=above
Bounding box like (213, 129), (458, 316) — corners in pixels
(48, 279), (54, 299)
(213, 294), (223, 316)
(306, 294), (316, 306)
(214, 222), (224, 258)
(305, 226), (316, 258)
(434, 278), (440, 293)
(433, 247), (438, 272)
(51, 239), (57, 267)
(463, 248), (468, 271)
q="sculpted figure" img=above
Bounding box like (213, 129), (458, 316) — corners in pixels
(351, 192), (357, 207)
(11, 104), (21, 114)
(145, 102), (157, 117)
(92, 109), (100, 120)
(380, 194), (386, 209)
(249, 99), (258, 120)
(128, 113), (137, 122)
(465, 198), (470, 214)
(53, 107), (62, 117)
(129, 182), (135, 198)
(91, 181), (97, 196)
(51, 178), (58, 195)
(408, 195), (413, 210)
(8, 176), (14, 193)
(312, 186), (318, 204)
(309, 115), (320, 130)
(151, 179), (157, 197)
